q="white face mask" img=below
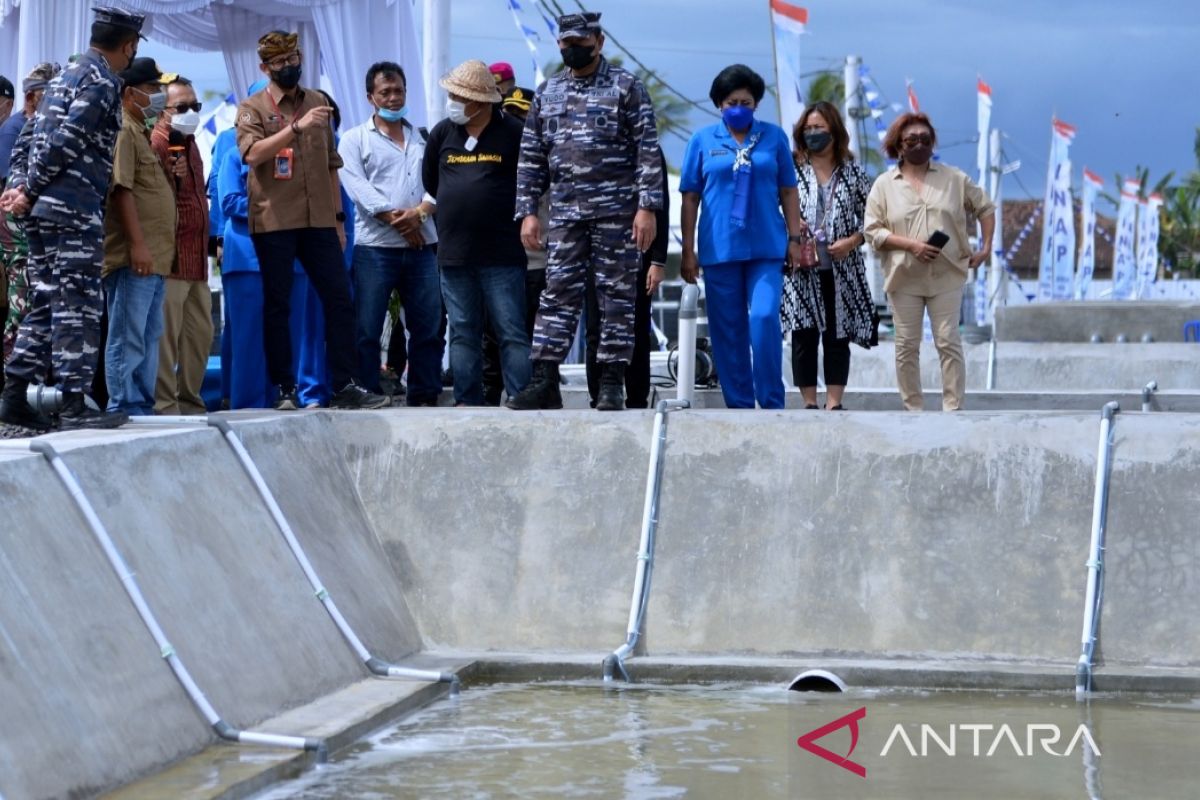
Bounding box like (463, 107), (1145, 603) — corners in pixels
(445, 98), (472, 126)
(170, 110), (201, 136)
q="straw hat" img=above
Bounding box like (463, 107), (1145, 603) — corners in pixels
(439, 60), (502, 104)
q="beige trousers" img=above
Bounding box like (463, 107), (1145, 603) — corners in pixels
(156, 278), (213, 415)
(889, 288), (966, 411)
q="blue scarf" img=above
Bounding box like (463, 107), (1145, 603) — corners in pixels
(730, 131), (761, 229)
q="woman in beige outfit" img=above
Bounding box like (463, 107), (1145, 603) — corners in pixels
(864, 113), (995, 411)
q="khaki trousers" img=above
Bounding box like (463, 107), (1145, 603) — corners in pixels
(156, 277), (213, 414)
(889, 288), (965, 411)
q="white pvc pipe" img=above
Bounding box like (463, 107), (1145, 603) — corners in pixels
(676, 284), (700, 406)
(125, 416), (454, 687)
(1076, 402), (1119, 700)
(23, 439), (321, 752)
(1141, 380), (1158, 412)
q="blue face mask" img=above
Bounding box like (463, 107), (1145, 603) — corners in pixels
(722, 104), (754, 132)
(377, 105), (407, 122)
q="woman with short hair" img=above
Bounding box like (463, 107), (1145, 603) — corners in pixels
(781, 100), (874, 410)
(865, 112), (995, 411)
(679, 64), (806, 409)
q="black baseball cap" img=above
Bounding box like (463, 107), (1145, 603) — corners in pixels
(119, 57), (162, 86)
(0, 76), (14, 101)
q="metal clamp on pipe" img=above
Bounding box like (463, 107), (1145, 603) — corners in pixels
(1076, 401), (1119, 700)
(1141, 380), (1158, 412)
(13, 437), (324, 754)
(603, 398), (690, 682)
(123, 415), (460, 693)
(675, 283), (700, 407)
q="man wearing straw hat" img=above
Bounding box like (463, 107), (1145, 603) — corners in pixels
(422, 60), (530, 407)
(508, 10), (663, 412)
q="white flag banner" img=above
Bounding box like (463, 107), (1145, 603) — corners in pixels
(769, 0), (808, 131)
(1112, 179), (1140, 300)
(976, 77), (991, 188)
(1075, 169), (1104, 300)
(1037, 119), (1077, 301)
(1136, 193), (1164, 298)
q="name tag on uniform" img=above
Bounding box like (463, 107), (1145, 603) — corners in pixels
(589, 88), (620, 100)
(541, 92), (567, 105)
(710, 148), (730, 157)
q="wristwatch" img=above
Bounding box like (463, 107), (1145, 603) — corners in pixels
(335, 211), (347, 222)
(417, 208), (429, 224)
(788, 234), (806, 243)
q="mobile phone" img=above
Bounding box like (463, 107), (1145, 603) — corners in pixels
(926, 230), (950, 249)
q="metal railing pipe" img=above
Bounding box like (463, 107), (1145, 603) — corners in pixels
(603, 398), (690, 682)
(675, 283), (700, 406)
(4, 439), (324, 755)
(1076, 401), (1119, 700)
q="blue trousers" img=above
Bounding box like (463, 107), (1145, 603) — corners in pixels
(103, 269), (165, 415)
(441, 264), (531, 405)
(291, 273), (330, 407)
(221, 271), (269, 409)
(702, 259), (785, 409)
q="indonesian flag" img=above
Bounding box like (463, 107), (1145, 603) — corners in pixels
(1052, 117), (1077, 141)
(905, 78), (920, 113)
(770, 0), (808, 36)
(976, 77), (992, 187)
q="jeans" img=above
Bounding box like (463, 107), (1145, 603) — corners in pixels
(103, 269), (165, 415)
(440, 264), (531, 405)
(250, 227), (355, 390)
(353, 244), (442, 402)
(702, 258), (785, 410)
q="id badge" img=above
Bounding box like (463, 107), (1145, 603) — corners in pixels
(274, 147), (294, 180)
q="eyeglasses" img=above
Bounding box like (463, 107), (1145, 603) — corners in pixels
(169, 102), (202, 114)
(902, 134), (933, 147)
(265, 53), (302, 70)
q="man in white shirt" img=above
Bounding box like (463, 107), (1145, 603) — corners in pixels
(338, 61), (441, 405)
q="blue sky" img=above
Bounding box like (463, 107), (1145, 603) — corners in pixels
(142, 0), (1200, 203)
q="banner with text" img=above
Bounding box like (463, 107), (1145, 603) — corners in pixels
(1036, 119), (1077, 301)
(1136, 193), (1163, 298)
(1112, 179), (1140, 299)
(1075, 169), (1104, 299)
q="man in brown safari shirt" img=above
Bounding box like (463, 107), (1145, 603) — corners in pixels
(235, 30), (386, 410)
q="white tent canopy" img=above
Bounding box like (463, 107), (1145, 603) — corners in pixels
(0, 0), (427, 131)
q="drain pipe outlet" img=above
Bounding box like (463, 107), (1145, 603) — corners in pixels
(604, 398), (690, 682)
(21, 438), (324, 754)
(1141, 380), (1158, 412)
(123, 416), (459, 691)
(788, 670), (848, 693)
(1076, 401), (1119, 700)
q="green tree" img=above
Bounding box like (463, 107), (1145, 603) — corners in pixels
(802, 70), (884, 175)
(805, 71), (843, 105)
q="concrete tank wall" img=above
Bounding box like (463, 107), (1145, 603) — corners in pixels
(995, 301), (1200, 342)
(0, 419), (423, 800)
(342, 410), (1200, 666)
(849, 342), (1200, 391)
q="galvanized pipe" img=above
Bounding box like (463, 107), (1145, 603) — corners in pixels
(603, 398), (690, 682)
(2, 439), (324, 755)
(1076, 401), (1119, 700)
(676, 283), (700, 406)
(124, 416), (459, 691)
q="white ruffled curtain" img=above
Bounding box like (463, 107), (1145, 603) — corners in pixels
(1, 0), (423, 123)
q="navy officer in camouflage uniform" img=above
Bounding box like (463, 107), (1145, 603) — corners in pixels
(0, 7), (142, 431)
(507, 11), (664, 412)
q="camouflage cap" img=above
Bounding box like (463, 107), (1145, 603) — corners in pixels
(557, 11), (601, 40)
(22, 62), (62, 94)
(257, 30), (300, 63)
(92, 6), (147, 39)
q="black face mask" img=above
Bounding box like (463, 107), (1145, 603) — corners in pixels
(271, 64), (302, 90)
(560, 44), (595, 71)
(803, 130), (832, 153)
(903, 144), (932, 166)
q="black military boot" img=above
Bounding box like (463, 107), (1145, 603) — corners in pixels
(595, 361), (627, 411)
(0, 377), (55, 432)
(58, 392), (128, 430)
(505, 360), (563, 410)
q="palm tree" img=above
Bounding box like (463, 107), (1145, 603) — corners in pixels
(803, 70), (885, 175)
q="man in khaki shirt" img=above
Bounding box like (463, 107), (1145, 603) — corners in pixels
(235, 30), (386, 410)
(103, 57), (177, 416)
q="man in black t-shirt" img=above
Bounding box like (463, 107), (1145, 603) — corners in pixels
(422, 60), (530, 406)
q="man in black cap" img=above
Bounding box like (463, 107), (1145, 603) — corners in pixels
(0, 5), (143, 430)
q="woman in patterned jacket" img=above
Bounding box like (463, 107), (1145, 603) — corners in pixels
(781, 101), (875, 410)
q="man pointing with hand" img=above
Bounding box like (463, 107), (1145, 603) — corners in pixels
(507, 10), (663, 412)
(236, 30), (387, 411)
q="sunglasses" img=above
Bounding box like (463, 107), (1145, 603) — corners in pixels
(902, 134), (933, 147)
(169, 102), (202, 114)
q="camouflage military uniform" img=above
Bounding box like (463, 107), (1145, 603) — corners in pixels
(515, 56), (663, 363)
(2, 116), (34, 362)
(4, 50), (122, 393)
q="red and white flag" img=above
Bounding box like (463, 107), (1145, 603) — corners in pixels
(905, 78), (920, 113)
(976, 77), (992, 187)
(769, 1), (808, 129)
